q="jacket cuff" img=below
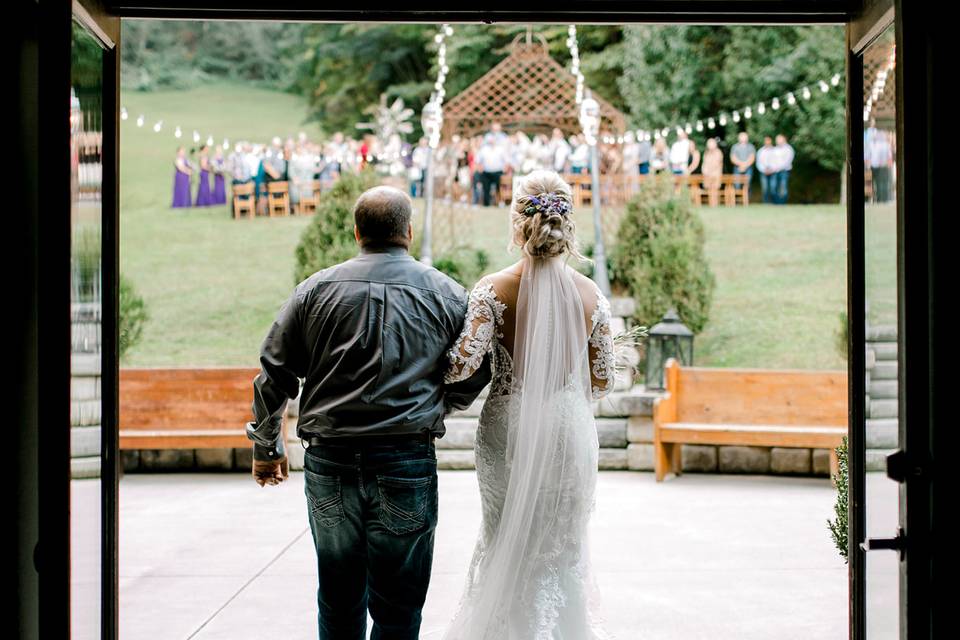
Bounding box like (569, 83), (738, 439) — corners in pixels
(253, 437), (286, 462)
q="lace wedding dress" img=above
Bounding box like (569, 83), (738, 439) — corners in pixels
(442, 255), (617, 640)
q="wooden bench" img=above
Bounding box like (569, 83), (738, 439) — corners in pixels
(653, 358), (847, 483)
(119, 367), (288, 451)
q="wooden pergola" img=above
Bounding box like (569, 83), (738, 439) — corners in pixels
(440, 33), (627, 140)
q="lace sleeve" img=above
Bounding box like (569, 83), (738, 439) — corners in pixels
(444, 279), (504, 384)
(588, 290), (616, 399)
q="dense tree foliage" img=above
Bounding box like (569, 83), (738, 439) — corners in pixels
(121, 21), (843, 173)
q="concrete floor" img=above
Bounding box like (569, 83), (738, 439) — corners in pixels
(72, 468), (884, 640)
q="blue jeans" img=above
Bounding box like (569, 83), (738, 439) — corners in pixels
(760, 172), (777, 203)
(302, 437), (439, 640)
(773, 170), (790, 204)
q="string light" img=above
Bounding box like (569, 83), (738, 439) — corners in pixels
(135, 115), (144, 127)
(174, 126), (182, 139)
(120, 107), (128, 121)
(864, 45), (895, 122)
(431, 23), (453, 107)
(152, 120), (163, 133)
(567, 25), (586, 104)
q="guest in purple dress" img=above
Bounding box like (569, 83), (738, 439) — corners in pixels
(194, 145), (215, 207)
(211, 146), (227, 205)
(172, 147), (193, 208)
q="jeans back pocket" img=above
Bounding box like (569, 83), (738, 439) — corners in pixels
(304, 468), (345, 528)
(376, 474), (434, 535)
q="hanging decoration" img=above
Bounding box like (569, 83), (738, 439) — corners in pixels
(633, 72), (844, 143)
(863, 45), (895, 122)
(566, 25), (585, 105)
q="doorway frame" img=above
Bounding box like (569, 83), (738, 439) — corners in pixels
(34, 2), (943, 638)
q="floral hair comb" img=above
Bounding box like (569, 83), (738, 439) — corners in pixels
(519, 192), (573, 217)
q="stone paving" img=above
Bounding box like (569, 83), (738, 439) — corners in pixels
(84, 469), (882, 639)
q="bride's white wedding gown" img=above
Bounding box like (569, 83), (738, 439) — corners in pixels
(442, 255), (617, 640)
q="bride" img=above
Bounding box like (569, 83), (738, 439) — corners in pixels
(442, 169), (617, 639)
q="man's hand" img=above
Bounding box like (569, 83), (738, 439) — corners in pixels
(253, 456), (289, 487)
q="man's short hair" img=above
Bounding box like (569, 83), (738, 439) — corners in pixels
(353, 186), (413, 249)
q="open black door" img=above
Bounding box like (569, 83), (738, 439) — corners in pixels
(847, 1), (937, 638)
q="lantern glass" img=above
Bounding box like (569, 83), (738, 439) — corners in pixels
(643, 309), (695, 390)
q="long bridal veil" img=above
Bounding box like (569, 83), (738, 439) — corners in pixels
(444, 254), (611, 640)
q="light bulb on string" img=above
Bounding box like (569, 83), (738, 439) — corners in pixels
(223, 138), (230, 150)
(696, 121), (704, 132)
(771, 97), (780, 110)
(153, 120), (163, 133)
(206, 135), (214, 147)
(174, 126), (182, 139)
(120, 107), (128, 121)
(732, 111), (740, 123)
(136, 115), (144, 127)
(707, 118), (716, 129)
(831, 73), (841, 86)
(685, 123), (693, 134)
(193, 131), (200, 143)
(802, 87), (812, 100)
(744, 107), (752, 119)
(787, 92), (797, 105)
(718, 114), (727, 126)
(757, 102), (765, 115)
(819, 80), (830, 92)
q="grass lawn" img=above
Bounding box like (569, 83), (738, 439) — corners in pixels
(120, 83), (849, 370)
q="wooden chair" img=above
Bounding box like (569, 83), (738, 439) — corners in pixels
(653, 358), (847, 484)
(119, 367), (289, 451)
(267, 181), (291, 217)
(297, 180), (321, 215)
(231, 182), (255, 219)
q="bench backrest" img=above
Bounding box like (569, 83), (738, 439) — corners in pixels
(666, 359), (847, 426)
(120, 367), (259, 431)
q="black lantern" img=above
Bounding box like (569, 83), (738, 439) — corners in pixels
(644, 308), (694, 390)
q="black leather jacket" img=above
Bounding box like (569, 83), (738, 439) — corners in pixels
(246, 245), (491, 462)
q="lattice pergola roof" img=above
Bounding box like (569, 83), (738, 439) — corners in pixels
(441, 34), (626, 140)
(862, 33), (896, 124)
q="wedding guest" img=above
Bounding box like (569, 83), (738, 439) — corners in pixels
(773, 133), (795, 204)
(549, 127), (572, 173)
(211, 145), (227, 206)
(289, 143), (318, 209)
(622, 131), (640, 177)
(701, 137), (724, 205)
(569, 134), (589, 174)
(650, 138), (670, 173)
(409, 137), (429, 197)
(756, 136), (778, 204)
(669, 130), (691, 174)
(636, 134), (652, 175)
(172, 146), (193, 208)
(476, 128), (508, 206)
(684, 139), (701, 175)
(865, 119), (894, 202)
(730, 131), (756, 188)
(194, 145), (215, 207)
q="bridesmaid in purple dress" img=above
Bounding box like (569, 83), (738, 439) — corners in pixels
(211, 146), (227, 205)
(172, 147), (193, 208)
(194, 145), (215, 207)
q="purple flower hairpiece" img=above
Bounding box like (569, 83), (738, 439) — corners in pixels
(520, 192), (573, 217)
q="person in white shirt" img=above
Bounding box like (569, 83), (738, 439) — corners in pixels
(548, 128), (572, 173)
(773, 133), (795, 205)
(669, 131), (691, 174)
(622, 131), (640, 177)
(755, 136), (778, 204)
(476, 126), (508, 206)
(865, 120), (894, 202)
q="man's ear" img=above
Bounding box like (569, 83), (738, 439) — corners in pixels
(407, 221), (414, 242)
(354, 225), (361, 245)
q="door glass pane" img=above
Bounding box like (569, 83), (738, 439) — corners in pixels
(861, 22), (899, 640)
(71, 20), (104, 639)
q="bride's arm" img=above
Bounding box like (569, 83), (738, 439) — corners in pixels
(444, 279), (499, 384)
(588, 292), (616, 399)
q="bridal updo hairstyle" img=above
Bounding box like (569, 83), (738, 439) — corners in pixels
(510, 169), (586, 261)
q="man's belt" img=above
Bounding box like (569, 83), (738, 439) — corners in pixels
(303, 431), (435, 448)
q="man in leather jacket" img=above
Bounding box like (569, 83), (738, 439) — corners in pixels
(246, 184), (490, 639)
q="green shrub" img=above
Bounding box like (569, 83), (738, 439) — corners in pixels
(293, 169), (380, 283)
(827, 435), (849, 562)
(119, 274), (148, 360)
(610, 174), (715, 334)
(428, 247), (490, 288)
